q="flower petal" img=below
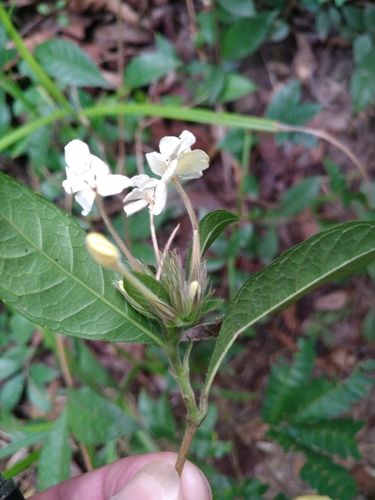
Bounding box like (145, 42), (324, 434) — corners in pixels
(97, 175), (133, 196)
(131, 174), (159, 190)
(64, 140), (91, 174)
(124, 199), (149, 216)
(154, 180), (168, 213)
(75, 189), (96, 216)
(89, 154), (110, 178)
(146, 152), (167, 177)
(175, 150), (209, 175)
(176, 130), (196, 154)
(159, 136), (181, 159)
(62, 168), (87, 193)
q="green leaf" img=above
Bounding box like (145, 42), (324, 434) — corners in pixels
(125, 36), (181, 89)
(300, 453), (358, 500)
(293, 361), (374, 422)
(262, 338), (315, 424)
(220, 73), (257, 103)
(0, 372), (25, 413)
(38, 408), (71, 490)
(0, 346), (29, 380)
(222, 12), (275, 61)
(285, 419), (363, 459)
(138, 389), (176, 441)
(204, 221), (375, 394)
(350, 52), (375, 112)
(27, 379), (52, 412)
(266, 80), (321, 146)
(280, 176), (321, 216)
(217, 0), (256, 17)
(199, 210), (240, 256)
(0, 173), (164, 347)
(186, 210), (240, 277)
(35, 39), (111, 88)
(353, 34), (373, 64)
(362, 309), (375, 343)
(68, 387), (140, 445)
(0, 430), (49, 460)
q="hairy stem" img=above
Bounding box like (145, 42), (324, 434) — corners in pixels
(175, 420), (199, 476)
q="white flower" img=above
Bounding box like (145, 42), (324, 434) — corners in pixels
(62, 140), (132, 215)
(145, 130), (209, 212)
(123, 174), (162, 216)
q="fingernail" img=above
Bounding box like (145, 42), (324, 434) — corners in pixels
(112, 461), (182, 500)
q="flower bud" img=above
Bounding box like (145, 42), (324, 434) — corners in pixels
(86, 233), (120, 268)
(188, 281), (201, 303)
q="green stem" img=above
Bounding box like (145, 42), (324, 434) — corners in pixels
(0, 4), (74, 114)
(166, 341), (208, 475)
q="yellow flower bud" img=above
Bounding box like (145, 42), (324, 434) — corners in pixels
(86, 233), (120, 268)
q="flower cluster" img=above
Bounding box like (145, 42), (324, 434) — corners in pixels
(63, 131), (209, 217)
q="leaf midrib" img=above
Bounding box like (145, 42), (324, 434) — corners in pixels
(1, 209), (163, 347)
(204, 227), (375, 392)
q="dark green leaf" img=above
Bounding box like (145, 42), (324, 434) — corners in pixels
(0, 173), (163, 346)
(35, 40), (111, 88)
(350, 52), (375, 112)
(222, 13), (275, 61)
(199, 210), (240, 256)
(285, 419), (363, 459)
(204, 221), (375, 393)
(293, 361), (374, 422)
(280, 177), (321, 216)
(38, 408), (71, 490)
(300, 453), (358, 500)
(68, 387), (140, 445)
(262, 338), (315, 424)
(125, 37), (181, 89)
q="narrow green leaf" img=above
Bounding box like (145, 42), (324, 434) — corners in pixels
(204, 221), (375, 394)
(138, 389), (177, 441)
(0, 430), (48, 460)
(68, 387), (140, 445)
(38, 408), (71, 491)
(35, 40), (111, 88)
(27, 379), (52, 412)
(0, 173), (164, 347)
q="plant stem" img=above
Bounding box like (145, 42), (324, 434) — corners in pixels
(166, 342), (207, 475)
(95, 194), (140, 271)
(175, 420), (199, 476)
(150, 212), (161, 267)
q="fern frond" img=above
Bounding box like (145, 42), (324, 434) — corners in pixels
(300, 454), (357, 500)
(293, 360), (374, 423)
(262, 338), (315, 424)
(284, 419), (363, 459)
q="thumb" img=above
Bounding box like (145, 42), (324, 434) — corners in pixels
(112, 460), (182, 500)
